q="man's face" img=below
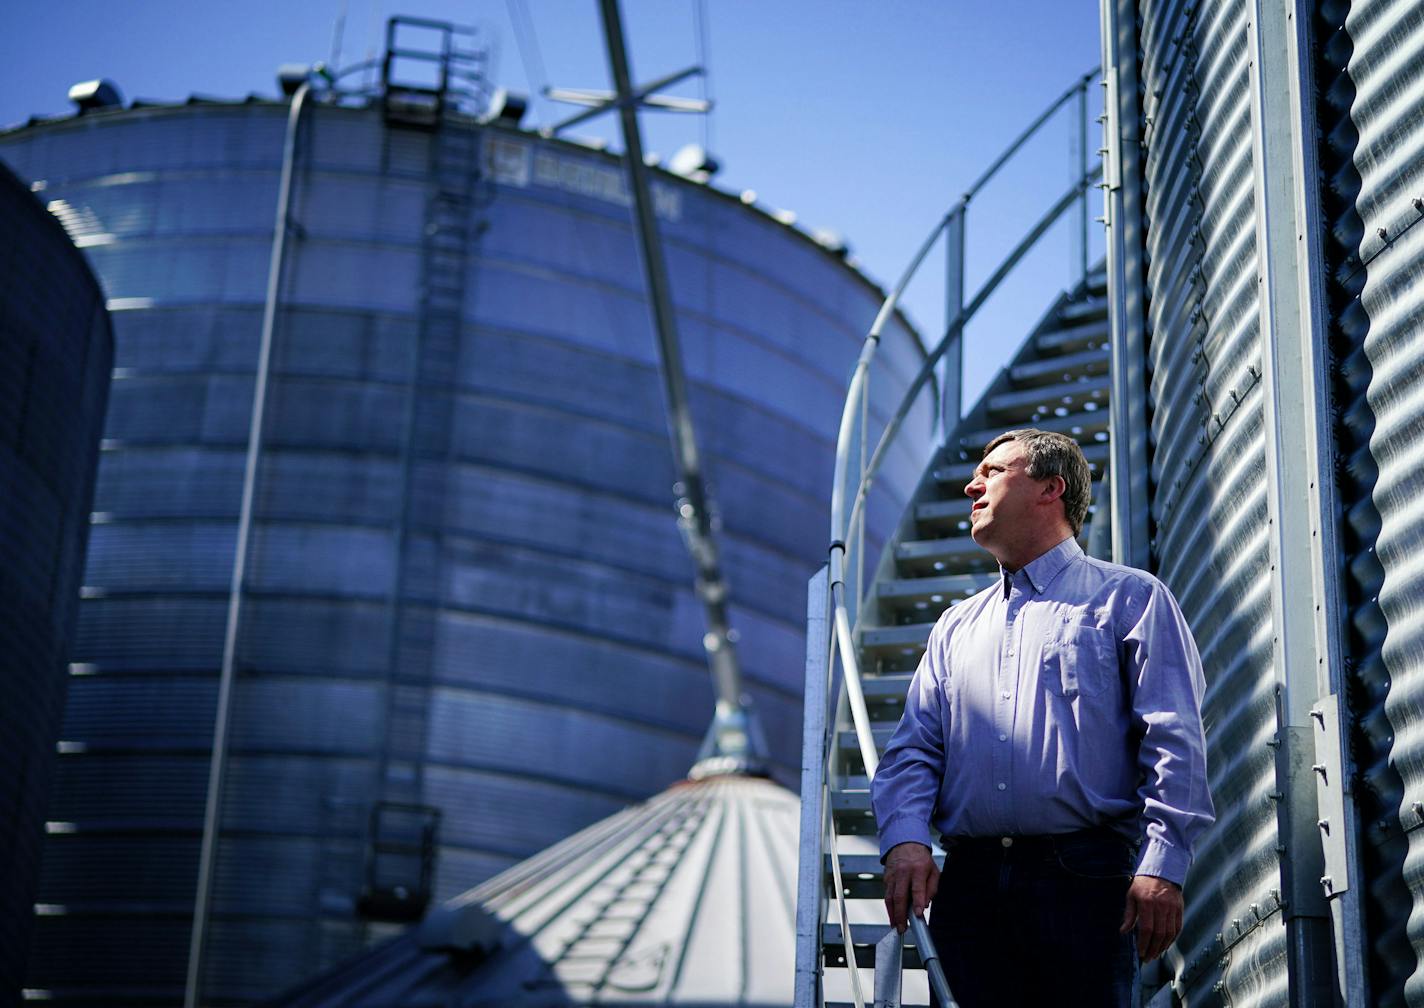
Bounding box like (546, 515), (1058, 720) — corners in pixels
(963, 440), (1051, 551)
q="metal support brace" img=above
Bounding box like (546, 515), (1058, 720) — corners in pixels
(1100, 0), (1150, 569)
(874, 929), (903, 1008)
(795, 568), (831, 1008)
(1248, 0), (1363, 1001)
(942, 205), (965, 433)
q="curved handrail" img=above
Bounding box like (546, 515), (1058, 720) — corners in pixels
(964, 68), (1099, 200)
(842, 173), (1097, 545)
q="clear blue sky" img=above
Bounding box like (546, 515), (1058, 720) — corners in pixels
(2, 0), (1103, 405)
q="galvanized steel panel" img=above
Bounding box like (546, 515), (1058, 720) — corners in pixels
(1, 99), (926, 1004)
(269, 774), (799, 1007)
(1134, 0), (1283, 1002)
(1315, 0), (1424, 1000)
(0, 161), (110, 998)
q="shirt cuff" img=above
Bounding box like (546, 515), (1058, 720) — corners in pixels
(878, 815), (934, 862)
(1135, 837), (1189, 887)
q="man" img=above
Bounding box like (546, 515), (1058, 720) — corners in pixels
(872, 428), (1212, 1006)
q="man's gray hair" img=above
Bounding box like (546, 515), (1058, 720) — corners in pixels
(983, 428), (1092, 536)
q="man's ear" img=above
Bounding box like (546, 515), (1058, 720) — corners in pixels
(1039, 474), (1066, 504)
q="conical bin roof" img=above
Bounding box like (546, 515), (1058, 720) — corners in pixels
(271, 773), (799, 1007)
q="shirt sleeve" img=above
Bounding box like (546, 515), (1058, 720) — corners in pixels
(871, 616), (950, 861)
(1123, 577), (1215, 886)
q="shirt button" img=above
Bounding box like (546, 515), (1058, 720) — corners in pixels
(997, 782), (1007, 791)
(999, 733), (1008, 742)
(1000, 691), (1010, 700)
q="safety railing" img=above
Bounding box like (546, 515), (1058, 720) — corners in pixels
(797, 67), (1103, 1008)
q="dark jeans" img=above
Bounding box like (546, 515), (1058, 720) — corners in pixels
(926, 827), (1138, 1008)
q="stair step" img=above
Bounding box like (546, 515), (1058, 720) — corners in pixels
(1008, 346), (1109, 387)
(913, 498), (972, 525)
(857, 672), (914, 702)
(832, 789), (872, 812)
(837, 726), (896, 754)
(876, 572), (991, 606)
(1035, 319), (1108, 357)
(822, 922), (926, 969)
(859, 623), (936, 655)
(1053, 293), (1109, 326)
(930, 459), (979, 487)
(852, 673), (915, 715)
(895, 535), (993, 573)
(831, 789), (877, 834)
(932, 440), (1109, 489)
(986, 377), (1109, 420)
(826, 851), (947, 899)
(957, 410), (1109, 453)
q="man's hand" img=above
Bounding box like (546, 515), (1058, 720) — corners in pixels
(883, 842), (938, 934)
(1121, 874), (1183, 961)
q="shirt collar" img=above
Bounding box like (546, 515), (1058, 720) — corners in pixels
(1001, 535), (1082, 596)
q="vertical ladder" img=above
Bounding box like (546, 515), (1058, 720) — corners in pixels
(366, 17), (491, 923)
(804, 269), (1112, 1007)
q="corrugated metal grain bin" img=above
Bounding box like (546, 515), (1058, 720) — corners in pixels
(0, 160), (112, 1002)
(0, 85), (927, 1004)
(1106, 0), (1424, 1002)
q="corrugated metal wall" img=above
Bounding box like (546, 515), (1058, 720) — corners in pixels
(1316, 0), (1424, 1002)
(1135, 0), (1288, 1000)
(0, 161), (111, 1001)
(1127, 0), (1424, 1001)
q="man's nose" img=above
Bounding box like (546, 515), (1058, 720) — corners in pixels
(964, 479), (980, 498)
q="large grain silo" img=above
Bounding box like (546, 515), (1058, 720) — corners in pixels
(0, 158), (112, 1006)
(0, 23), (928, 1007)
(1101, 0), (1424, 1003)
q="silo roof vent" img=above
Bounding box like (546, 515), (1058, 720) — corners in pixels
(68, 79), (124, 114)
(668, 143), (719, 182)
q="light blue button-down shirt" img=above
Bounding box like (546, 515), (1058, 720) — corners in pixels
(871, 536), (1213, 885)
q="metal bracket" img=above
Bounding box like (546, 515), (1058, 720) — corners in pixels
(1311, 694), (1349, 899)
(874, 928), (903, 1008)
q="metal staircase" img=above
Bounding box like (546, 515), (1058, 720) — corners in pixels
(795, 69), (1111, 1008)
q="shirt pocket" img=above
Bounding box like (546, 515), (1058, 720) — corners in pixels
(1041, 622), (1115, 699)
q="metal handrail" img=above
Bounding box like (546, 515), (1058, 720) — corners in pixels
(841, 174), (1097, 548)
(808, 66), (1103, 1008)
